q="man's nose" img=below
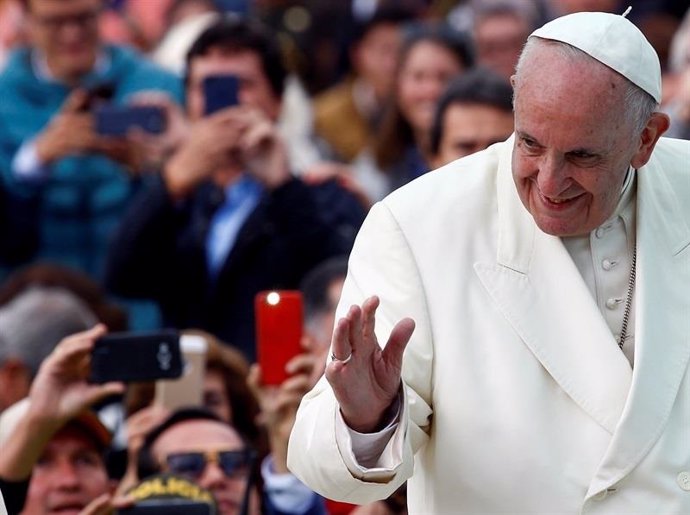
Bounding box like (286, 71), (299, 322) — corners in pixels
(52, 460), (81, 489)
(199, 461), (231, 489)
(536, 153), (570, 197)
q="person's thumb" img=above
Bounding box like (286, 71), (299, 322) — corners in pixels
(81, 382), (125, 409)
(62, 88), (91, 113)
(382, 317), (415, 368)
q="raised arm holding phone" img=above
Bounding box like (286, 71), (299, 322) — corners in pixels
(0, 325), (132, 515)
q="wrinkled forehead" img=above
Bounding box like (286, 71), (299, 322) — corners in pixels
(515, 39), (628, 104)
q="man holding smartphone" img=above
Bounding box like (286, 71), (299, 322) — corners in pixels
(0, 0), (182, 281)
(0, 325), (130, 515)
(105, 17), (353, 361)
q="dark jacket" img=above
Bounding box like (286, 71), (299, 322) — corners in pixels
(105, 174), (352, 359)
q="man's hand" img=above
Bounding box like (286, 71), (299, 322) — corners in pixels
(79, 493), (134, 515)
(234, 107), (291, 189)
(34, 89), (101, 164)
(126, 92), (190, 171)
(117, 404), (170, 495)
(163, 109), (245, 199)
(0, 325), (124, 480)
(27, 324), (124, 427)
(163, 106), (291, 199)
(248, 354), (316, 473)
(325, 296), (415, 433)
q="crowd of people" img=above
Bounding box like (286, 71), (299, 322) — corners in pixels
(0, 0), (688, 514)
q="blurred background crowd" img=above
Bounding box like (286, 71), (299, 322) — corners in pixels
(0, 0), (687, 514)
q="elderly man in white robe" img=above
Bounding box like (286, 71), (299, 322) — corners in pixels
(287, 9), (690, 514)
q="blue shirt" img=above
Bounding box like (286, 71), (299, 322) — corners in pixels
(205, 175), (262, 278)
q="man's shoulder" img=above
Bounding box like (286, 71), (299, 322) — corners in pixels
(382, 140), (506, 222)
(107, 45), (182, 100)
(648, 137), (690, 184)
(0, 47), (32, 86)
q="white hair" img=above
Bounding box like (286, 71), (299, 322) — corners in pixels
(0, 287), (97, 376)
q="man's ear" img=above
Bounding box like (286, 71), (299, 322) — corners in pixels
(630, 112), (670, 169)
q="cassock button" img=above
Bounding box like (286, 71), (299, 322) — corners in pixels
(677, 471), (690, 491)
(595, 224), (613, 239)
(606, 298), (621, 310)
(602, 259), (616, 271)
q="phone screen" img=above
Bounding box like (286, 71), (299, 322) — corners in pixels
(255, 291), (303, 385)
(203, 74), (239, 116)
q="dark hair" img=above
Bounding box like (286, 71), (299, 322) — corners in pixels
(185, 16), (286, 98)
(189, 329), (264, 455)
(429, 67), (513, 154)
(351, 5), (416, 45)
(300, 256), (348, 322)
(0, 263), (128, 331)
(373, 23), (475, 170)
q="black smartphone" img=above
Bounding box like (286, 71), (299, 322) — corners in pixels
(117, 500), (212, 515)
(81, 82), (115, 111)
(203, 74), (239, 116)
(89, 330), (183, 384)
(94, 105), (167, 136)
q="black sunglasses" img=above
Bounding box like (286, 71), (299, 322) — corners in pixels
(166, 448), (255, 480)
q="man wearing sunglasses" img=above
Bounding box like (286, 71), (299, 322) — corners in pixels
(138, 408), (325, 515)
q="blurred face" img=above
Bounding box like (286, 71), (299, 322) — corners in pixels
(187, 48), (281, 122)
(204, 369), (233, 423)
(397, 40), (464, 135)
(354, 23), (402, 100)
(152, 420), (251, 515)
(304, 277), (345, 351)
(22, 426), (110, 515)
(475, 13), (529, 79)
(512, 44), (643, 237)
(434, 102), (514, 166)
(26, 0), (101, 83)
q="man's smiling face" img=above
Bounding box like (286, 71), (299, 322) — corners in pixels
(511, 41), (640, 237)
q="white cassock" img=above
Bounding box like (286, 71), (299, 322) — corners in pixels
(288, 135), (690, 513)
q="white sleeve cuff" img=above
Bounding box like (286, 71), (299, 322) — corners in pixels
(261, 454), (319, 513)
(334, 391), (405, 482)
(12, 140), (52, 182)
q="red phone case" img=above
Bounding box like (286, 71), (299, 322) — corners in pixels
(255, 290), (303, 385)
